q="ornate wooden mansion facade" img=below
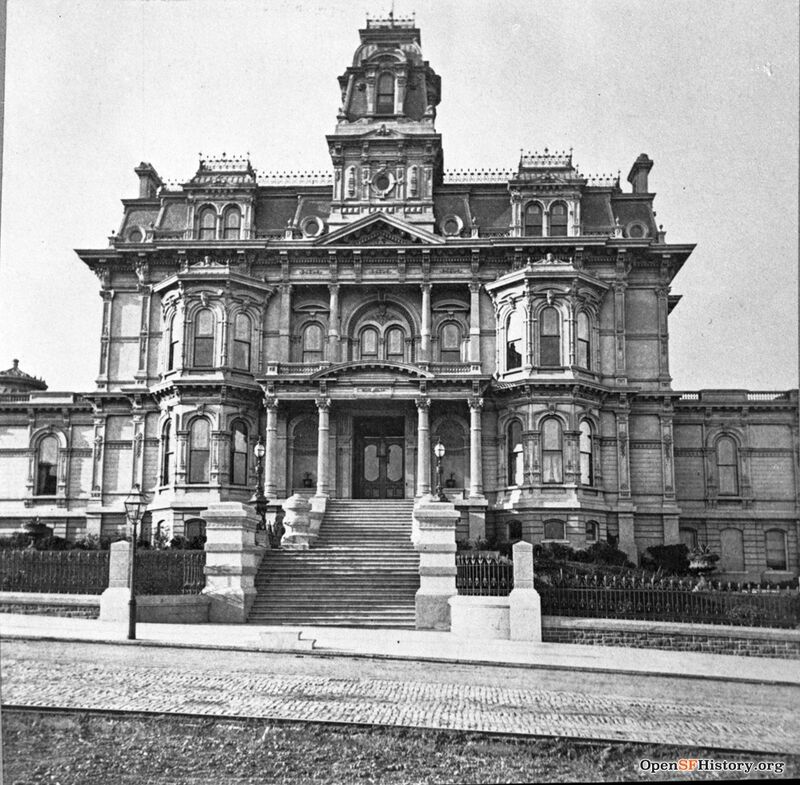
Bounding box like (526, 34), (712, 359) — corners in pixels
(1, 18), (797, 582)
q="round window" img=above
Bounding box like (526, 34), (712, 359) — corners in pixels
(375, 173), (391, 191)
(128, 228), (143, 243)
(440, 215), (463, 237)
(626, 221), (648, 239)
(300, 216), (325, 238)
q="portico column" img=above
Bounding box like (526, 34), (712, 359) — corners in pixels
(468, 397), (484, 498)
(416, 397), (431, 496)
(420, 284), (432, 363)
(264, 397), (278, 498)
(468, 281), (481, 364)
(315, 397), (331, 496)
(327, 284), (340, 363)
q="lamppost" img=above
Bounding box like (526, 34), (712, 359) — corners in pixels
(124, 484), (148, 641)
(433, 439), (447, 502)
(249, 438), (270, 541)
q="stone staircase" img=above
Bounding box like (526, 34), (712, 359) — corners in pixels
(248, 499), (418, 627)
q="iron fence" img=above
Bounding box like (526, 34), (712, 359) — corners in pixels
(0, 550), (109, 594)
(134, 550), (206, 595)
(456, 554), (514, 596)
(537, 573), (800, 629)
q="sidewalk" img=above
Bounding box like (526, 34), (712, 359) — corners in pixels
(2, 612), (797, 685)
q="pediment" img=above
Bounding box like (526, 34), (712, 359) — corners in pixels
(310, 361), (433, 381)
(318, 212), (444, 246)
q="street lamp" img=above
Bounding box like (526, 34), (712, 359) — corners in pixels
(124, 484), (148, 641)
(249, 438), (271, 542)
(433, 439), (447, 502)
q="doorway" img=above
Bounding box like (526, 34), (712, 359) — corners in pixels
(353, 417), (405, 499)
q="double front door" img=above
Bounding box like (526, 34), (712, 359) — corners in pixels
(354, 417), (405, 499)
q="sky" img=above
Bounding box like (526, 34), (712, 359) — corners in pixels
(1, 0), (797, 392)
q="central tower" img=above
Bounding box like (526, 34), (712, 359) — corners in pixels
(326, 16), (443, 231)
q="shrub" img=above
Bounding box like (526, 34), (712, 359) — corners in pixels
(585, 541), (631, 567)
(33, 535), (70, 551)
(0, 533), (33, 549)
(641, 543), (690, 575)
(540, 542), (576, 562)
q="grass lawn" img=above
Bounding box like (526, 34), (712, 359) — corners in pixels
(3, 710), (797, 784)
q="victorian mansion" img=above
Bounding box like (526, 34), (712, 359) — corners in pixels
(0, 17), (797, 586)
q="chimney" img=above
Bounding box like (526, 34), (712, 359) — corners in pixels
(134, 162), (163, 199)
(627, 154), (653, 194)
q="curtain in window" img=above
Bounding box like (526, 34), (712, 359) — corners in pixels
(506, 310), (523, 370)
(193, 309), (215, 368)
(440, 322), (461, 362)
(576, 311), (590, 368)
(222, 207), (241, 240)
(376, 72), (394, 114)
(542, 418), (563, 483)
(188, 419), (210, 484)
(198, 207), (216, 240)
(550, 202), (568, 236)
(161, 420), (173, 485)
(507, 420), (524, 485)
(523, 203), (543, 237)
(233, 313), (251, 370)
(386, 327), (405, 362)
(716, 436), (739, 495)
(765, 529), (787, 570)
(544, 520), (565, 540)
(230, 422), (248, 485)
(539, 307), (561, 366)
(36, 435), (59, 495)
(579, 421), (593, 485)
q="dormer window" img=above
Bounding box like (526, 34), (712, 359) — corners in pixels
(376, 72), (394, 115)
(222, 206), (241, 240)
(198, 207), (216, 240)
(550, 202), (568, 236)
(523, 203), (543, 237)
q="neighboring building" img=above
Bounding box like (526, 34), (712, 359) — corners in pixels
(0, 17), (797, 584)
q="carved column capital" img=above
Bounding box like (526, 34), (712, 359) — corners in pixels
(468, 396), (484, 411)
(315, 397), (331, 412)
(415, 396), (431, 411)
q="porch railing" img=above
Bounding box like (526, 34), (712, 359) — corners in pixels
(455, 554), (513, 596)
(0, 550), (110, 594)
(134, 550), (206, 595)
(537, 573), (800, 629)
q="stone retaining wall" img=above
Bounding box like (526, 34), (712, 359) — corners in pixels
(542, 616), (800, 659)
(0, 592), (100, 619)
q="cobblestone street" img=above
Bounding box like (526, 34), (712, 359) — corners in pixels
(2, 639), (797, 754)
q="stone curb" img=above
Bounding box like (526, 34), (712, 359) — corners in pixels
(2, 632), (797, 688)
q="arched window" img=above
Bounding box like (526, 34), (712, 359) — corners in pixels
(541, 418), (563, 484)
(586, 520), (599, 542)
(579, 420), (594, 486)
(544, 520), (565, 541)
(523, 203), (543, 237)
(506, 309), (523, 370)
(232, 313), (251, 370)
(716, 436), (739, 495)
(765, 529), (787, 570)
(185, 518), (206, 544)
(386, 326), (405, 362)
(549, 202), (568, 236)
(193, 309), (215, 368)
(576, 311), (591, 369)
(302, 323), (324, 364)
(439, 322), (462, 363)
(720, 528), (745, 572)
(161, 420), (173, 485)
(198, 207), (216, 240)
(360, 327), (379, 360)
(188, 419), (210, 484)
(376, 72), (395, 115)
(679, 527), (698, 550)
(346, 166), (357, 198)
(36, 435), (59, 495)
(539, 307), (561, 367)
(167, 313), (179, 370)
(507, 420), (524, 485)
(222, 206), (241, 240)
(230, 422), (248, 486)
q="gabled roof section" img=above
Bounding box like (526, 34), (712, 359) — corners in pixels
(317, 211), (445, 246)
